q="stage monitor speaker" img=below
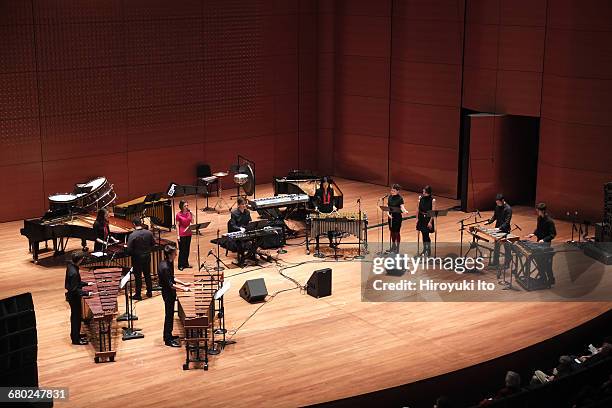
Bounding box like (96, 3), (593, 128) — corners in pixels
(239, 278), (268, 303)
(306, 268), (332, 298)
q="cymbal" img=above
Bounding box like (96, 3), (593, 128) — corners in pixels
(213, 172), (228, 177)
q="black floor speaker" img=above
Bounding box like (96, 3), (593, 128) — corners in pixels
(239, 278), (268, 303)
(306, 268), (332, 298)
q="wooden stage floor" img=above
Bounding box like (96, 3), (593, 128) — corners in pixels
(0, 178), (610, 407)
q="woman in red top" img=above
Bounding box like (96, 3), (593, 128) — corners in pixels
(175, 200), (193, 270)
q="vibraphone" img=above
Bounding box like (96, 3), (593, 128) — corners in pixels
(468, 226), (520, 243)
(113, 195), (173, 230)
(80, 267), (123, 363)
(306, 211), (368, 254)
(82, 238), (175, 288)
(511, 240), (555, 291)
(175, 269), (220, 370)
(467, 226), (520, 266)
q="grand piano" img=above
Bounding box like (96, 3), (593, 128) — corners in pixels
(21, 209), (134, 262)
(20, 177), (133, 262)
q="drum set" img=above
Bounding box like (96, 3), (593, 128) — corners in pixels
(48, 176), (116, 213)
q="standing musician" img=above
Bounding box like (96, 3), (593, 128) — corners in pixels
(127, 217), (155, 300)
(416, 185), (436, 256)
(93, 208), (119, 252)
(228, 197), (252, 265)
(175, 200), (193, 271)
(64, 250), (93, 345)
(314, 176), (337, 250)
(485, 193), (513, 269)
(157, 245), (191, 348)
(387, 184), (409, 253)
(525, 202), (557, 285)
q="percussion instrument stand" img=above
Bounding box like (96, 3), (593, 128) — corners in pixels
(355, 198), (365, 260)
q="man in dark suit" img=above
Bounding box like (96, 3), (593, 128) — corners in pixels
(485, 193), (513, 271)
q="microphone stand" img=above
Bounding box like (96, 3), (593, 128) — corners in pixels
(212, 229), (227, 272)
(355, 198), (365, 259)
(377, 196), (387, 255)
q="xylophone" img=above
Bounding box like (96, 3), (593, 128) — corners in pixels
(175, 269), (220, 370)
(307, 211), (368, 254)
(80, 267), (123, 363)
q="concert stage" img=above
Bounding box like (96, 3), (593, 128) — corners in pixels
(1, 178), (610, 407)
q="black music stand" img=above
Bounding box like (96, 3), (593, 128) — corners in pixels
(376, 206), (392, 255)
(427, 209), (448, 258)
(118, 268), (144, 341)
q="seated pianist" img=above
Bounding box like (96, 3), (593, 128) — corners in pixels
(227, 197), (253, 266)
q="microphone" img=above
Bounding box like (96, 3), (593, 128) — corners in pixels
(514, 224), (522, 231)
(357, 197), (361, 204)
(476, 209), (481, 218)
(207, 249), (214, 257)
(382, 194), (389, 199)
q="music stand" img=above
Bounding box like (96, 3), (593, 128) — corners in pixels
(379, 205), (401, 254)
(214, 281), (235, 349)
(427, 209), (448, 258)
(118, 268), (144, 340)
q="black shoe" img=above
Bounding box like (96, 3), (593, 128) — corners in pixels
(164, 339), (181, 347)
(72, 339), (88, 345)
(146, 292), (153, 298)
(131, 295), (142, 301)
(185, 265), (193, 269)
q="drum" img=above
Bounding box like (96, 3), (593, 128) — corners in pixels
(79, 177), (116, 212)
(48, 193), (80, 211)
(234, 173), (248, 186)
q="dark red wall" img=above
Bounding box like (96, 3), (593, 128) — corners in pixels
(0, 0), (315, 222)
(462, 0), (546, 117)
(537, 0), (612, 222)
(2, 0), (611, 223)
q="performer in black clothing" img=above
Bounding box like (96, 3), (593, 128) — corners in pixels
(93, 208), (118, 252)
(228, 197), (252, 266)
(157, 245), (191, 348)
(416, 185), (436, 256)
(485, 193), (513, 268)
(387, 184), (408, 253)
(228, 197), (252, 232)
(64, 250), (93, 345)
(127, 217), (155, 300)
(526, 202), (557, 285)
(314, 176), (337, 251)
(527, 203), (557, 243)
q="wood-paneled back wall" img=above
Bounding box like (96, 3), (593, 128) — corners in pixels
(1, 1), (611, 222)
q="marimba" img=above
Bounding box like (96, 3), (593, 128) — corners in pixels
(80, 267), (123, 363)
(306, 211), (368, 253)
(175, 269), (220, 370)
